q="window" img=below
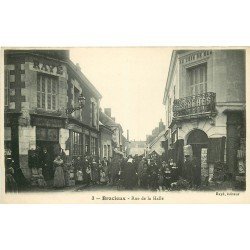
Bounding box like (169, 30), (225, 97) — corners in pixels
(90, 137), (98, 156)
(72, 131), (83, 157)
(90, 137), (95, 155)
(91, 101), (97, 127)
(85, 135), (90, 154)
(104, 145), (107, 157)
(188, 63), (207, 95)
(4, 69), (10, 106)
(37, 74), (58, 110)
(168, 98), (171, 126)
(107, 145), (111, 159)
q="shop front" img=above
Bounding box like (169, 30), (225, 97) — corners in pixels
(67, 120), (100, 161)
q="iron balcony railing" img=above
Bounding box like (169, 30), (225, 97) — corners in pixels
(173, 92), (216, 119)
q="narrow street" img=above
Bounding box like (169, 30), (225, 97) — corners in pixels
(4, 49), (246, 194)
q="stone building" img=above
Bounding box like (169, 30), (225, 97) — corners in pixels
(4, 50), (102, 179)
(163, 50), (246, 184)
(99, 108), (125, 157)
(99, 111), (113, 161)
(146, 119), (166, 158)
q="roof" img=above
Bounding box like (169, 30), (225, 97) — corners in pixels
(121, 135), (128, 143)
(99, 124), (113, 134)
(148, 130), (166, 148)
(99, 111), (123, 132)
(5, 49), (70, 61)
(148, 150), (160, 156)
(67, 60), (102, 99)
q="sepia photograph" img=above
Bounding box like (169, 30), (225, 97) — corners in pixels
(0, 47), (248, 203)
(1, 3), (250, 250)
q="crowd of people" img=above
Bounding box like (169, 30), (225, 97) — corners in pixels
(38, 151), (202, 191)
(67, 153), (201, 191)
(5, 145), (203, 192)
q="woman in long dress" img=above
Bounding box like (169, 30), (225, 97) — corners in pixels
(123, 158), (137, 190)
(53, 155), (65, 188)
(91, 158), (100, 184)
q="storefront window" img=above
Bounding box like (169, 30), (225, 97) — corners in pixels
(37, 74), (58, 110)
(85, 135), (90, 154)
(72, 131), (83, 157)
(90, 137), (95, 155)
(90, 137), (98, 156)
(107, 145), (111, 159)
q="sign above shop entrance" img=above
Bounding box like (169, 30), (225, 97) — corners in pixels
(31, 115), (65, 128)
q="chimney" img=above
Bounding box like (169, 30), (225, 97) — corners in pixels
(104, 108), (111, 117)
(127, 130), (129, 141)
(159, 119), (165, 132)
(76, 63), (81, 71)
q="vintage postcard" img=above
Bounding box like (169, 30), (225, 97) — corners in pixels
(0, 47), (249, 203)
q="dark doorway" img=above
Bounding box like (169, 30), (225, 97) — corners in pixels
(187, 129), (209, 185)
(36, 127), (60, 162)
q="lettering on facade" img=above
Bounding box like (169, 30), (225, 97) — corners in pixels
(32, 60), (64, 76)
(31, 116), (64, 128)
(179, 50), (212, 64)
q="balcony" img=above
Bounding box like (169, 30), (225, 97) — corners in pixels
(173, 92), (216, 120)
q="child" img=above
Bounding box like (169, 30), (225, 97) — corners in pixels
(37, 167), (47, 188)
(85, 165), (91, 186)
(100, 169), (107, 185)
(76, 169), (83, 184)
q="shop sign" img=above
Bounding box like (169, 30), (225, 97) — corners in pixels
(36, 127), (59, 141)
(31, 116), (64, 128)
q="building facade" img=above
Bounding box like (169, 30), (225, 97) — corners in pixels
(99, 119), (113, 161)
(146, 119), (166, 158)
(128, 140), (147, 157)
(99, 108), (125, 157)
(163, 50), (246, 183)
(4, 50), (102, 179)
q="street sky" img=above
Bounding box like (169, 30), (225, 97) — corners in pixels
(70, 48), (172, 141)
